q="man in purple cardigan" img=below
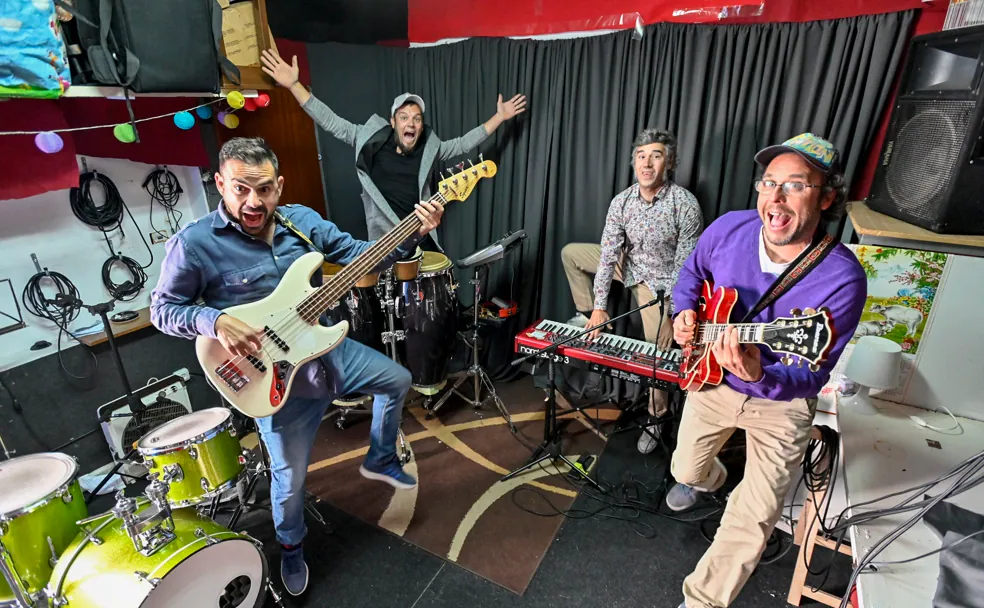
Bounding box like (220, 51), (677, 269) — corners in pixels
(667, 134), (867, 608)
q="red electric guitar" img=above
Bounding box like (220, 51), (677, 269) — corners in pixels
(679, 280), (835, 391)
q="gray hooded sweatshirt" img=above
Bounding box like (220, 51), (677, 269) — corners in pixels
(302, 95), (490, 251)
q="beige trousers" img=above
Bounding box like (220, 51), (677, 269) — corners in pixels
(671, 384), (816, 608)
(560, 243), (670, 416)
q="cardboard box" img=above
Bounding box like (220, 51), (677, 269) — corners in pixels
(222, 0), (260, 67)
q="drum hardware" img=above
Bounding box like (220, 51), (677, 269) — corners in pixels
(0, 543), (33, 608)
(380, 269), (406, 363)
(111, 477), (177, 557)
(161, 464), (183, 483)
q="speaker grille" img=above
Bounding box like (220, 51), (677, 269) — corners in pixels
(884, 100), (975, 221)
(122, 398), (190, 448)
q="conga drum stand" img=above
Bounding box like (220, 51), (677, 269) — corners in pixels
(425, 265), (515, 431)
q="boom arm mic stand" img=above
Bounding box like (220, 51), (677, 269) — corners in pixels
(500, 294), (664, 487)
(59, 295), (147, 430)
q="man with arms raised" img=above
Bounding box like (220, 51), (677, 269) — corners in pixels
(561, 129), (703, 452)
(667, 134), (866, 608)
(150, 137), (445, 597)
(261, 49), (525, 251)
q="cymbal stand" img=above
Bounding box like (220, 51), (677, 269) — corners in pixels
(425, 265), (515, 431)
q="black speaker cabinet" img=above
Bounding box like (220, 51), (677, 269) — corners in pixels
(867, 25), (984, 235)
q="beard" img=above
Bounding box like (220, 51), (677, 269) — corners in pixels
(394, 130), (419, 155)
(762, 206), (817, 247)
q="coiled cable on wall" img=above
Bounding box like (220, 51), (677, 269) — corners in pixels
(20, 267), (97, 380)
(143, 166), (184, 235)
(70, 170), (153, 301)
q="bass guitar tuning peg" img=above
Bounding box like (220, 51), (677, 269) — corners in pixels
(780, 355), (793, 366)
(804, 307), (817, 315)
(790, 308), (802, 316)
(809, 363), (820, 372)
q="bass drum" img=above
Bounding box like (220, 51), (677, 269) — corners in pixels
(47, 507), (267, 608)
(398, 251), (459, 395)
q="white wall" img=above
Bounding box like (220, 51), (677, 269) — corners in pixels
(901, 254), (984, 420)
(0, 157), (208, 372)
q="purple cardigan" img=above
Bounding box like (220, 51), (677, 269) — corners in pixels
(672, 210), (867, 401)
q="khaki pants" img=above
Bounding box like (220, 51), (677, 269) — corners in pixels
(560, 243), (670, 416)
(671, 384), (816, 608)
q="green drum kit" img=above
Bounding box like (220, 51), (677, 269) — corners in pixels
(0, 408), (280, 608)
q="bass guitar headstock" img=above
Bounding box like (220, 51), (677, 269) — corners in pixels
(438, 157), (497, 203)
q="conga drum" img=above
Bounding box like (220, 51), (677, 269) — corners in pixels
(398, 251), (459, 395)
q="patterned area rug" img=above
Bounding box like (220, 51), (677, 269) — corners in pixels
(305, 377), (618, 594)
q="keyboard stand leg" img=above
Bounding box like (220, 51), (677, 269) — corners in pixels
(501, 357), (601, 490)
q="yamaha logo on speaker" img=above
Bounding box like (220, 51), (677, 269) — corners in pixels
(881, 140), (894, 166)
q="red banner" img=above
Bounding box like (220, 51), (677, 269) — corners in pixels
(409, 0), (943, 43)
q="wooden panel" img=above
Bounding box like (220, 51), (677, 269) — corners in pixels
(848, 201), (984, 249)
(218, 0), (276, 91)
(80, 308), (153, 346)
(215, 85), (326, 218)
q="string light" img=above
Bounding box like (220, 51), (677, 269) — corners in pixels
(0, 98), (224, 135)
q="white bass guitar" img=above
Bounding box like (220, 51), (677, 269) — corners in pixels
(196, 160), (496, 418)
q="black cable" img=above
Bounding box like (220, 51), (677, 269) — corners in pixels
(21, 268), (98, 380)
(143, 167), (184, 235)
(71, 170), (154, 301)
(50, 426), (102, 453)
(101, 254), (148, 301)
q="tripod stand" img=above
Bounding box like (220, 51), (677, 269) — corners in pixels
(424, 264), (515, 430)
(501, 294), (664, 487)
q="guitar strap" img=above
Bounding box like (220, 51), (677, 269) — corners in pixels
(739, 229), (837, 323)
(275, 210), (326, 257)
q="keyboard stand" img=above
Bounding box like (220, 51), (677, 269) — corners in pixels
(501, 355), (602, 489)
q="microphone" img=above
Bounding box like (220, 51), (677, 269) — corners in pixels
(657, 288), (665, 302)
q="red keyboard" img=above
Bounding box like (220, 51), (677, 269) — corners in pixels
(514, 319), (683, 390)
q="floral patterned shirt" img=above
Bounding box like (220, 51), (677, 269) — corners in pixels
(593, 182), (703, 314)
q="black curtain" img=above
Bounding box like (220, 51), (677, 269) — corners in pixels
(307, 13), (915, 380)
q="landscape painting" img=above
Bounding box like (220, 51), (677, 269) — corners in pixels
(848, 245), (948, 355)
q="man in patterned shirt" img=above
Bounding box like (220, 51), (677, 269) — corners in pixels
(561, 128), (703, 454)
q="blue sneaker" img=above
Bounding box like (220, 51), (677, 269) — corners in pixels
(359, 460), (417, 490)
(281, 545), (308, 596)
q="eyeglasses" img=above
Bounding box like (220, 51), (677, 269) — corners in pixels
(754, 180), (826, 196)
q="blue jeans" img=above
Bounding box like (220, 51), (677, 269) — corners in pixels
(256, 337), (411, 546)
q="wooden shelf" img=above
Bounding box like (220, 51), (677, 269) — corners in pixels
(848, 201), (984, 256)
(61, 86), (261, 99)
(80, 307), (154, 347)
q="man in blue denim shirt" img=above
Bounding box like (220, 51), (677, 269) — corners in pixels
(150, 137), (444, 596)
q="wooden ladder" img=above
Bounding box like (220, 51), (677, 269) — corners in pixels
(787, 427), (854, 607)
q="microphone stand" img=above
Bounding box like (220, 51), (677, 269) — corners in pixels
(63, 295), (147, 429)
(500, 295), (664, 487)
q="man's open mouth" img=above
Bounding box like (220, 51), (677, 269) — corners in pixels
(767, 211), (793, 231)
(242, 209), (266, 228)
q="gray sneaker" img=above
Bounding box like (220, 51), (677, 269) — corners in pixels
(666, 483), (700, 511)
(566, 313), (589, 328)
(637, 424), (659, 454)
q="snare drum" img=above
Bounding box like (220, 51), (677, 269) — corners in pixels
(0, 453), (87, 607)
(137, 409), (244, 508)
(47, 507), (267, 608)
(399, 251), (459, 395)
